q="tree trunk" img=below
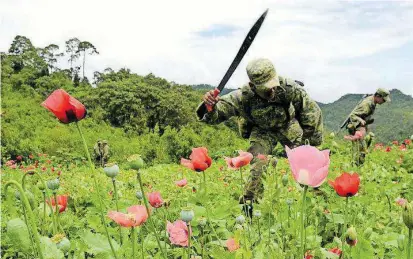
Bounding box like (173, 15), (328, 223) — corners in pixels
(83, 51), (86, 78)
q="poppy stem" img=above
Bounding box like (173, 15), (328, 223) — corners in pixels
(136, 170), (168, 259)
(4, 181), (45, 259)
(75, 122), (118, 259)
(408, 228), (412, 259)
(202, 170), (207, 195)
(131, 227), (136, 259)
(300, 185), (308, 258)
(112, 179), (122, 245)
(187, 222), (191, 259)
(53, 192), (64, 235)
(341, 197), (349, 258)
(42, 191), (46, 235)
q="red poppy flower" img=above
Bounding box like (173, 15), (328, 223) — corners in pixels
(328, 173), (360, 197)
(148, 192), (163, 208)
(405, 139), (412, 145)
(328, 248), (342, 256)
(29, 154), (34, 159)
(385, 146), (391, 152)
(399, 144), (407, 151)
(392, 141), (399, 145)
(180, 147), (212, 172)
(42, 89), (87, 124)
(47, 195), (68, 213)
(16, 155), (23, 161)
(225, 151), (253, 170)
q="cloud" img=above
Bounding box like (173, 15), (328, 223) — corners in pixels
(1, 0), (412, 102)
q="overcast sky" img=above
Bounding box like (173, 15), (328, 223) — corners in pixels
(1, 0), (412, 103)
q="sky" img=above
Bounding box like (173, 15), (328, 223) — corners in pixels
(1, 0), (412, 103)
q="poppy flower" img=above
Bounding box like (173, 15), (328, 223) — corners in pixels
(167, 220), (190, 247)
(304, 251), (314, 259)
(226, 238), (240, 252)
(328, 173), (360, 197)
(257, 154), (267, 161)
(47, 195), (68, 213)
(396, 198), (408, 207)
(328, 248), (342, 256)
(405, 139), (412, 145)
(16, 156), (23, 162)
(180, 147), (212, 172)
(224, 151), (253, 170)
(175, 178), (187, 187)
(285, 145), (330, 187)
(108, 205), (149, 227)
(42, 89), (87, 124)
(344, 129), (365, 141)
(148, 192), (163, 208)
(385, 146), (392, 152)
(399, 144), (407, 151)
(29, 154), (34, 159)
(5, 160), (15, 166)
(392, 141), (399, 145)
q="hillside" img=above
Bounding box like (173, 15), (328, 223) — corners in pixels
(320, 89), (413, 142)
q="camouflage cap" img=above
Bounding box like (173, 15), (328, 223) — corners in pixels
(246, 58), (280, 89)
(375, 88), (391, 102)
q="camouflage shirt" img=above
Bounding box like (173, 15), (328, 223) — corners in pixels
(196, 76), (322, 139)
(349, 95), (376, 130)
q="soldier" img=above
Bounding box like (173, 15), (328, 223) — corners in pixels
(197, 58), (323, 204)
(101, 140), (110, 166)
(93, 140), (102, 166)
(344, 88), (391, 165)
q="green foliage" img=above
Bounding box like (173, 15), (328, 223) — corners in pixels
(6, 218), (33, 254)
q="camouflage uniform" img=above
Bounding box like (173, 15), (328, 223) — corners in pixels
(347, 88), (390, 165)
(93, 140), (110, 167)
(196, 58), (323, 201)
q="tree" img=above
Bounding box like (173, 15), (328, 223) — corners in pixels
(65, 38), (80, 72)
(8, 35), (35, 55)
(38, 44), (63, 73)
(76, 41), (99, 78)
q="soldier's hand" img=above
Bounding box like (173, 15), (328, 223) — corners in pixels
(203, 89), (220, 107)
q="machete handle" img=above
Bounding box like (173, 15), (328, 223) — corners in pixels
(206, 88), (220, 112)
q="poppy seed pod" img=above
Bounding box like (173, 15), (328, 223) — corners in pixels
(47, 178), (60, 191)
(136, 191), (143, 200)
(36, 181), (45, 191)
(253, 210), (262, 218)
(180, 208), (195, 223)
(198, 217), (207, 226)
(402, 201), (413, 229)
(127, 155), (145, 170)
(103, 164), (120, 178)
(236, 215), (246, 224)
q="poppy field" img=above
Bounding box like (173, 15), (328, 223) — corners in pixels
(1, 89), (413, 259)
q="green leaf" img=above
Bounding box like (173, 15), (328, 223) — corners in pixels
(81, 230), (120, 257)
(40, 236), (64, 259)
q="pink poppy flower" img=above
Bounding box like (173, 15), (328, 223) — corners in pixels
(396, 198), (408, 207)
(167, 220), (190, 247)
(257, 153), (267, 161)
(226, 238), (240, 252)
(175, 178), (187, 187)
(224, 151), (253, 170)
(5, 160), (15, 166)
(285, 145), (330, 187)
(148, 192), (163, 208)
(108, 205), (149, 227)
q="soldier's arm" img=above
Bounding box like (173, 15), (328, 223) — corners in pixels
(196, 90), (242, 124)
(287, 83), (322, 139)
(349, 102), (371, 128)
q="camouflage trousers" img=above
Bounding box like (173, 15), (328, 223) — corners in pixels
(243, 119), (323, 201)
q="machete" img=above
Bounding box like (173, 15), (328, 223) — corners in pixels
(201, 9), (269, 113)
